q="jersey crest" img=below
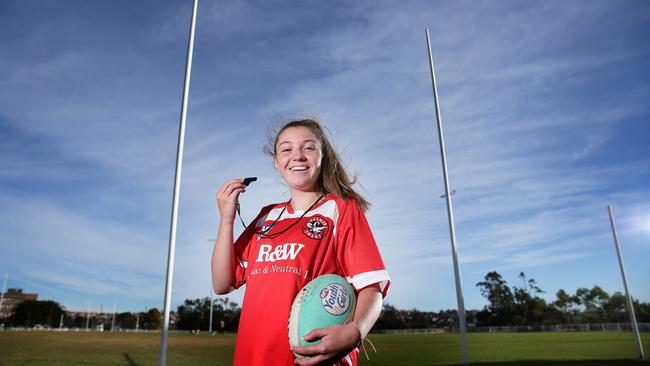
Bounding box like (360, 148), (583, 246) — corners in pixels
(303, 215), (328, 240)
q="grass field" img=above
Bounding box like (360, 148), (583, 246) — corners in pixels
(0, 331), (648, 365)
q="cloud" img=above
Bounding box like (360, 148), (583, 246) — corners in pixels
(0, 193), (167, 301)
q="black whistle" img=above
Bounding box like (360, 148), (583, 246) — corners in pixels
(243, 177), (257, 186)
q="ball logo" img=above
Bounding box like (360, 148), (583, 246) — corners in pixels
(319, 283), (351, 316)
(303, 215), (328, 239)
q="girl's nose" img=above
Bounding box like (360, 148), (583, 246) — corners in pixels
(292, 150), (307, 161)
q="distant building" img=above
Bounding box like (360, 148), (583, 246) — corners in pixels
(0, 288), (38, 319)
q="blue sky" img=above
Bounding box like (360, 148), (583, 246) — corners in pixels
(1, 0), (649, 314)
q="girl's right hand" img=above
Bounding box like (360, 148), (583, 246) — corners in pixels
(216, 179), (246, 222)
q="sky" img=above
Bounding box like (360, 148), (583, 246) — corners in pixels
(1, 0), (649, 314)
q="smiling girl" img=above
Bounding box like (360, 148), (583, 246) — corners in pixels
(211, 118), (390, 366)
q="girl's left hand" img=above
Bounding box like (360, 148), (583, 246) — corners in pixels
(291, 322), (361, 365)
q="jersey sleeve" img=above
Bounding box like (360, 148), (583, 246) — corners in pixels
(336, 199), (390, 298)
(233, 205), (274, 289)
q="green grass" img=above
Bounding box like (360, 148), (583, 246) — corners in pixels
(0, 331), (648, 365)
(0, 331), (235, 366)
(358, 332), (650, 365)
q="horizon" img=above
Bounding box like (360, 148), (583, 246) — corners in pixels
(3, 278), (642, 314)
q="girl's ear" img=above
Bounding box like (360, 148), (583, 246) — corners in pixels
(273, 156), (279, 171)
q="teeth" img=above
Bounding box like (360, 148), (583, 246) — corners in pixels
(290, 166), (308, 171)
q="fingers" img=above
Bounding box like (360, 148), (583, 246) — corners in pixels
(218, 179), (246, 197)
(216, 179), (247, 220)
(292, 344), (329, 366)
(291, 327), (337, 364)
(225, 184), (246, 200)
(291, 343), (323, 358)
(302, 327), (329, 342)
(291, 328), (328, 358)
(217, 179), (247, 202)
(294, 354), (328, 366)
(291, 324), (360, 365)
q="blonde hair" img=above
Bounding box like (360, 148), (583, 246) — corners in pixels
(264, 118), (370, 212)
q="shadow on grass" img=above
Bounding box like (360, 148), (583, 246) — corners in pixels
(454, 360), (649, 366)
(122, 353), (139, 366)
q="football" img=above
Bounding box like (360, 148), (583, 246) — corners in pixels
(288, 274), (357, 359)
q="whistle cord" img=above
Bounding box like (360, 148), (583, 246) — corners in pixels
(236, 194), (324, 238)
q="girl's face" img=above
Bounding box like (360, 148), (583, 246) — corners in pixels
(273, 126), (323, 193)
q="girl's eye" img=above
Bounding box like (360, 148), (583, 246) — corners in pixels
(305, 146), (315, 151)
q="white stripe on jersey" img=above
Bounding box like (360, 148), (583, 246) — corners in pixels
(255, 200), (339, 236)
(343, 354), (353, 365)
(346, 269), (390, 294)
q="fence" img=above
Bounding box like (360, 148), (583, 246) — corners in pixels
(469, 322), (650, 333)
(5, 322), (650, 334)
(374, 323), (650, 334)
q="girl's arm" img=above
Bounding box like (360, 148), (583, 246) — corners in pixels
(292, 284), (383, 365)
(350, 283), (383, 339)
(211, 179), (246, 294)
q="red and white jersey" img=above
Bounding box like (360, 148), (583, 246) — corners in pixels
(232, 194), (390, 366)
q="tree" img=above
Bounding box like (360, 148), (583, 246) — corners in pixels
(176, 298), (205, 330)
(553, 289), (580, 323)
(576, 286), (609, 322)
(554, 289), (580, 312)
(477, 272), (514, 312)
(116, 312), (137, 329)
(402, 308), (433, 329)
(512, 272), (548, 325)
(11, 300), (65, 327)
(176, 297), (241, 332)
(476, 271), (515, 325)
(144, 308), (162, 330)
(374, 304), (406, 330)
(213, 297), (240, 332)
(603, 292), (627, 322)
(67, 313), (88, 328)
(635, 301), (650, 322)
(510, 272), (552, 325)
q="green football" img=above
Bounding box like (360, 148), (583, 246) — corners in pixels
(288, 274), (357, 359)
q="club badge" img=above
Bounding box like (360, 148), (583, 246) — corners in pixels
(303, 215), (328, 240)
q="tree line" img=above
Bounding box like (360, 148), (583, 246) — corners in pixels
(2, 297), (241, 332)
(474, 271), (650, 327)
(3, 271), (648, 331)
(373, 271), (650, 330)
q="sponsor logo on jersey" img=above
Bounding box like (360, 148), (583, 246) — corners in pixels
(303, 215), (328, 239)
(255, 243), (304, 263)
(320, 283), (351, 316)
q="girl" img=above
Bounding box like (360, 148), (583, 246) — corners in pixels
(211, 118), (390, 366)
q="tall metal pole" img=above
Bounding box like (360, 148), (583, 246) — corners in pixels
(160, 0), (199, 364)
(0, 273), (7, 319)
(85, 300), (91, 331)
(209, 285), (214, 333)
(425, 28), (469, 366)
(607, 205), (645, 360)
(111, 301), (116, 332)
